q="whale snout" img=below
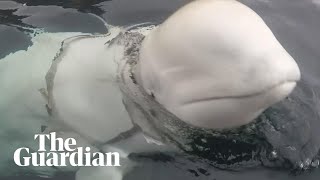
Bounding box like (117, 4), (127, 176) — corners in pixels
(266, 48), (301, 93)
(250, 47), (301, 107)
(248, 49), (301, 101)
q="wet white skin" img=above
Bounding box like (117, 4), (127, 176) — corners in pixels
(135, 0), (301, 129)
(48, 28), (134, 143)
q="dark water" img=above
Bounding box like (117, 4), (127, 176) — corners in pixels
(1, 0), (320, 179)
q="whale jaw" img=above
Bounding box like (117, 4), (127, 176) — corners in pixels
(169, 81), (297, 129)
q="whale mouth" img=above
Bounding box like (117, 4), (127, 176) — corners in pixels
(183, 80), (298, 104)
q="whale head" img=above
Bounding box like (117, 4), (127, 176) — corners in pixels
(134, 0), (301, 129)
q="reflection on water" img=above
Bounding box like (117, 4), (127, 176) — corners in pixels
(10, 0), (108, 15)
(0, 0), (111, 59)
(0, 8), (35, 31)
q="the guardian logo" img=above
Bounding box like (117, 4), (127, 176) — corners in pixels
(13, 132), (120, 167)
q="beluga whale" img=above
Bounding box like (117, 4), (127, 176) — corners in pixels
(111, 0), (319, 172)
(134, 0), (301, 129)
(36, 0), (320, 179)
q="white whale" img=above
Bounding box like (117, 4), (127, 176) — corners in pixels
(0, 0), (302, 178)
(135, 0), (301, 129)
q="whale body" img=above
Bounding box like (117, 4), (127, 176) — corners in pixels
(135, 0), (301, 129)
